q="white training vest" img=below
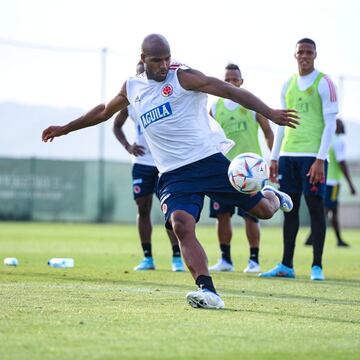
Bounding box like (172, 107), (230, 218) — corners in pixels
(126, 64), (226, 173)
(127, 106), (156, 167)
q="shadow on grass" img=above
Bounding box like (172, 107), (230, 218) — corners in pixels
(1, 269), (193, 291)
(222, 306), (360, 325)
(3, 270), (360, 309)
(237, 272), (360, 288)
(286, 277), (360, 288)
(222, 286), (360, 306)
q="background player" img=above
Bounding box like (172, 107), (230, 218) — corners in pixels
(208, 64), (274, 274)
(260, 38), (338, 281)
(113, 62), (185, 272)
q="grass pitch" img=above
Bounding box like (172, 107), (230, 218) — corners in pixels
(0, 222), (359, 360)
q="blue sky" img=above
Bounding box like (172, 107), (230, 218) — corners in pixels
(1, 0), (360, 123)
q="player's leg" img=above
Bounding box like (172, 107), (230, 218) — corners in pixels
(305, 195), (326, 268)
(305, 184), (332, 247)
(157, 156), (226, 309)
(243, 215), (261, 273)
(153, 168), (185, 271)
(258, 192), (300, 278)
(217, 212), (232, 248)
(331, 206), (349, 246)
(305, 194), (326, 280)
(326, 184), (349, 246)
(132, 164), (158, 271)
(170, 209), (224, 309)
(171, 210), (208, 279)
(166, 227), (186, 271)
(280, 157), (311, 270)
(246, 185), (294, 219)
(215, 212), (234, 269)
(133, 194), (156, 270)
(208, 188), (295, 278)
(258, 156), (301, 278)
(136, 194), (153, 245)
(281, 193), (302, 268)
(208, 200), (234, 271)
(303, 159), (328, 280)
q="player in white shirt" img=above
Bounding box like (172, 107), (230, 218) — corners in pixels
(42, 34), (299, 309)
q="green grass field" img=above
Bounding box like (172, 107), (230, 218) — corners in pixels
(1, 222), (359, 360)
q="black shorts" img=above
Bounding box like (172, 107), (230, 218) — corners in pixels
(132, 164), (159, 199)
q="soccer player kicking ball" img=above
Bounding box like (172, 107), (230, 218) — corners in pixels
(42, 34), (298, 309)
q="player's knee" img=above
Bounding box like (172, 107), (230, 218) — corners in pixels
(171, 211), (195, 241)
(250, 205), (273, 220)
(136, 199), (152, 216)
(258, 208), (273, 220)
(305, 195), (325, 218)
(172, 220), (188, 239)
(137, 205), (151, 217)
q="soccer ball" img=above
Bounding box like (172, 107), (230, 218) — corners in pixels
(228, 152), (269, 194)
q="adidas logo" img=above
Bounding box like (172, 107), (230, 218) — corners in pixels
(135, 96), (141, 102)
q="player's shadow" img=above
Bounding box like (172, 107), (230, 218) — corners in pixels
(220, 307), (360, 325)
(3, 271), (359, 323)
(1, 269), (194, 292)
(222, 286), (360, 306)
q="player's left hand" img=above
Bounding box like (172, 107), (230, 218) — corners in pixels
(307, 159), (325, 184)
(269, 160), (279, 183)
(269, 109), (299, 128)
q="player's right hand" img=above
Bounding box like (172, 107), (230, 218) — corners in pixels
(42, 126), (65, 142)
(126, 143), (145, 156)
(270, 109), (299, 128)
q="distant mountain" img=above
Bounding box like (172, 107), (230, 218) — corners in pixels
(1, 101), (360, 161)
(0, 101), (135, 162)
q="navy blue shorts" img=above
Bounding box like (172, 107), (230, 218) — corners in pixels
(157, 153), (263, 223)
(278, 156), (327, 199)
(132, 164), (159, 199)
(209, 199), (259, 222)
(325, 184), (339, 209)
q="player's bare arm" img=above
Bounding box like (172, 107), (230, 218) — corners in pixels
(178, 69), (299, 128)
(256, 113), (274, 150)
(113, 107), (145, 157)
(42, 82), (130, 143)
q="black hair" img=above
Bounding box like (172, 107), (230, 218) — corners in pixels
(296, 38), (316, 49)
(225, 63), (240, 71)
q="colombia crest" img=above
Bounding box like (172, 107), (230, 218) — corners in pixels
(161, 84), (173, 97)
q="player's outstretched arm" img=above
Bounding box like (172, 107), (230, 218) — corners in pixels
(42, 83), (129, 143)
(178, 69), (299, 129)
